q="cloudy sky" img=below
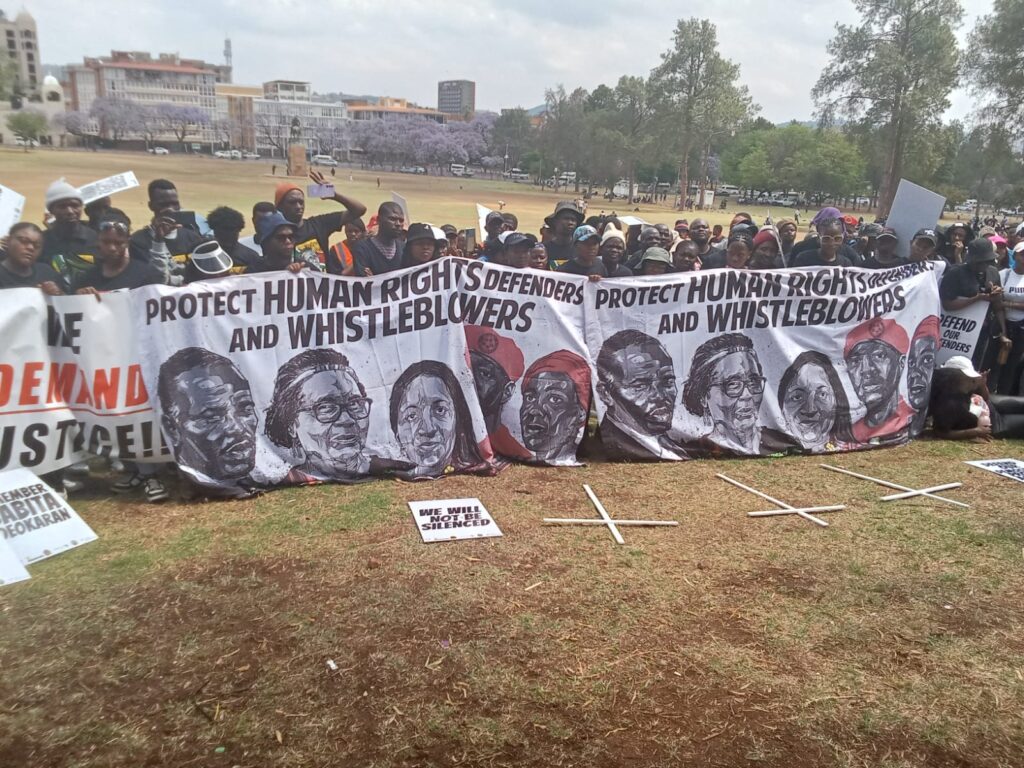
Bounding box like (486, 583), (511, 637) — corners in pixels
(22, 0), (990, 123)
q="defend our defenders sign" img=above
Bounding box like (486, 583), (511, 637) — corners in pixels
(409, 497), (502, 543)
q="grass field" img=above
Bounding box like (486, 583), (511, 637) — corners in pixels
(2, 148), (1024, 768)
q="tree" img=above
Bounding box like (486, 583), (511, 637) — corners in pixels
(254, 106), (291, 157)
(6, 110), (47, 149)
(538, 85), (590, 182)
(812, 0), (963, 216)
(587, 76), (658, 195)
(491, 108), (535, 170)
(54, 110), (95, 141)
(89, 97), (142, 143)
(158, 104), (210, 150)
(649, 18), (749, 208)
(966, 0), (1024, 133)
(952, 125), (1021, 212)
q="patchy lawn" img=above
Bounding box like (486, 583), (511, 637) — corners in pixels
(2, 439), (1024, 767)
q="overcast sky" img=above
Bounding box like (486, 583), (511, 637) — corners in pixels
(21, 0), (990, 124)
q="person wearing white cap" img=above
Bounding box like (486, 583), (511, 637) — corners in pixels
(40, 178), (97, 284)
(930, 355), (1024, 440)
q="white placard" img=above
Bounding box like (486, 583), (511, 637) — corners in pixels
(0, 468), (97, 564)
(0, 182), (26, 235)
(965, 458), (1024, 484)
(409, 497), (502, 543)
(391, 192), (410, 224)
(937, 301), (988, 365)
(617, 215), (649, 227)
(0, 536), (30, 587)
(79, 171), (139, 206)
(476, 203), (493, 238)
(886, 179), (946, 261)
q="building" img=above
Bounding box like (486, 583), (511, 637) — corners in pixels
(263, 80), (310, 102)
(345, 97), (445, 124)
(437, 80), (475, 119)
(0, 74), (68, 147)
(1, 8), (40, 95)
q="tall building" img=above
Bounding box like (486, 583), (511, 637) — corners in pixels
(437, 80), (475, 118)
(1, 8), (40, 94)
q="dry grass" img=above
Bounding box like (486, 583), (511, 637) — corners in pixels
(2, 438), (1024, 767)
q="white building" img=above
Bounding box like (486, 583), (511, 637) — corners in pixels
(1, 8), (39, 95)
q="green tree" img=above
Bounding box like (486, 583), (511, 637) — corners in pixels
(812, 0), (962, 216)
(966, 0), (1024, 132)
(786, 129), (866, 202)
(538, 85), (590, 183)
(649, 18), (751, 208)
(6, 110), (47, 150)
(491, 108), (535, 170)
(586, 76), (658, 194)
(953, 125), (1021, 213)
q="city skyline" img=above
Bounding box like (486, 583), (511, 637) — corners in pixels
(12, 0), (992, 123)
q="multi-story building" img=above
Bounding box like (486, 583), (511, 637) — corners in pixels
(1, 8), (40, 95)
(263, 80), (310, 102)
(345, 97), (446, 124)
(437, 80), (475, 119)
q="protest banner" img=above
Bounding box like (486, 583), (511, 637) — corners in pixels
(0, 468), (97, 565)
(584, 262), (944, 459)
(965, 458), (1024, 484)
(409, 497), (502, 542)
(886, 180), (947, 261)
(0, 182), (26, 235)
(78, 171), (140, 206)
(937, 301), (988, 365)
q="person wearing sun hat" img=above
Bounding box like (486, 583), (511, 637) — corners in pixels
(274, 171), (367, 268)
(543, 200), (584, 268)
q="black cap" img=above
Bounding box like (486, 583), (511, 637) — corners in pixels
(913, 228), (937, 244)
(967, 237), (997, 264)
(878, 226), (898, 241)
(405, 223), (436, 245)
(441, 224), (458, 236)
(502, 232), (538, 250)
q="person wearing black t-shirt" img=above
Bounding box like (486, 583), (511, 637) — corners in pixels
(794, 220), (854, 268)
(73, 216), (165, 294)
(930, 356), (1024, 440)
(558, 225), (606, 279)
(352, 202), (406, 276)
(599, 226), (632, 276)
(40, 178), (98, 285)
(0, 222), (69, 294)
(276, 170), (367, 269)
(543, 201), (585, 269)
(940, 238), (1010, 371)
(201, 206), (261, 276)
(862, 227), (907, 269)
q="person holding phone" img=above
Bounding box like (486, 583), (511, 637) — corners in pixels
(276, 170), (367, 270)
(941, 237), (1010, 373)
(129, 179), (208, 267)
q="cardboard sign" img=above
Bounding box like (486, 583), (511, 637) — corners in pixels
(0, 468), (97, 564)
(391, 192), (410, 224)
(965, 458), (1024, 484)
(886, 179), (946, 261)
(476, 203), (494, 238)
(79, 171), (139, 206)
(409, 498), (502, 543)
(937, 301), (988, 365)
(0, 182), (26, 235)
(0, 537), (31, 587)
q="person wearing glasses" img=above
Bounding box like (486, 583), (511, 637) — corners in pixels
(683, 333), (795, 456)
(843, 318), (913, 443)
(265, 349), (411, 483)
(71, 212), (165, 295)
(793, 219), (855, 268)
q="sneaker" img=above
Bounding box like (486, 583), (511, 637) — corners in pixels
(112, 472), (144, 494)
(110, 458), (125, 474)
(143, 478), (170, 503)
(63, 477), (85, 494)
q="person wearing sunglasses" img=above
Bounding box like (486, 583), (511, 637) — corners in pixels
(71, 213), (165, 295)
(266, 349), (411, 483)
(0, 222), (69, 294)
(794, 219), (855, 268)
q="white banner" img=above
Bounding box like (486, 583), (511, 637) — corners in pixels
(0, 182), (26, 235)
(937, 301), (988, 366)
(79, 171), (139, 206)
(0, 468), (96, 565)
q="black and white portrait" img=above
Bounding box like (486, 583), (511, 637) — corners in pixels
(389, 360), (484, 477)
(777, 351), (854, 452)
(596, 330), (688, 460)
(907, 316), (940, 435)
(465, 325), (529, 460)
(519, 350), (591, 464)
(682, 333), (768, 455)
(843, 318), (913, 443)
(264, 349), (410, 482)
(157, 347), (259, 486)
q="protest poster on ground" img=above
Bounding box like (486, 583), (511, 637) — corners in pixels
(409, 497), (502, 543)
(0, 537), (30, 587)
(0, 182), (26, 235)
(134, 261), (496, 497)
(886, 180), (947, 261)
(937, 301), (988, 365)
(0, 468), (97, 565)
(584, 262), (944, 460)
(965, 458), (1024, 484)
(458, 263), (590, 465)
(78, 171), (140, 206)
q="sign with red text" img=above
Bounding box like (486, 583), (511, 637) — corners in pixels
(409, 497), (502, 543)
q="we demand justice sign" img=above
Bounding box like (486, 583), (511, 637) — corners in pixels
(0, 259), (955, 496)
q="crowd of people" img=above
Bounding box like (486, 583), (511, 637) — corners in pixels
(2, 171), (1023, 502)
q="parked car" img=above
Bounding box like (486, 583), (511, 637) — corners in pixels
(954, 203), (974, 212)
(229, 149), (242, 160)
(149, 146), (169, 155)
(213, 150), (231, 159)
(311, 154), (338, 166)
(242, 151), (260, 160)
(15, 137), (39, 147)
(998, 206), (1023, 217)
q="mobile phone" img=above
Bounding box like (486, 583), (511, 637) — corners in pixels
(307, 183), (335, 199)
(464, 227), (477, 255)
(167, 210), (194, 226)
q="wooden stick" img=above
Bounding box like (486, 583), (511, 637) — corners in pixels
(747, 505), (846, 517)
(820, 464), (969, 507)
(716, 473), (830, 527)
(880, 483), (964, 501)
(583, 484), (624, 545)
(543, 518), (680, 526)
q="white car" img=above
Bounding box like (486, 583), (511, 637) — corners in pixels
(15, 137), (39, 147)
(312, 154), (338, 166)
(149, 146), (169, 155)
(213, 150), (231, 159)
(229, 150), (242, 160)
(242, 151), (260, 159)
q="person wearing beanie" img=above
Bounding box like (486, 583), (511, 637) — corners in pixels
(599, 224), (632, 276)
(941, 237), (1010, 371)
(40, 177), (98, 284)
(776, 218), (798, 264)
(275, 170), (367, 272)
(749, 228), (784, 269)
